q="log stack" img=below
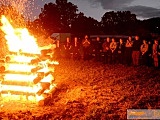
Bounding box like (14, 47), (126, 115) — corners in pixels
(0, 50), (58, 105)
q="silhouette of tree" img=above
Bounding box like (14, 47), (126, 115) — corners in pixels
(101, 11), (137, 35)
(37, 2), (60, 36)
(32, 0), (78, 35)
(26, 0), (160, 37)
(143, 17), (160, 34)
(71, 12), (101, 35)
(55, 0), (78, 32)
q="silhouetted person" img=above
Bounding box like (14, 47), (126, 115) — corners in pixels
(93, 36), (102, 61)
(125, 36), (133, 66)
(72, 37), (81, 60)
(132, 35), (141, 66)
(102, 37), (111, 64)
(64, 37), (72, 59)
(140, 39), (148, 65)
(110, 38), (117, 64)
(147, 41), (153, 67)
(82, 35), (91, 60)
(117, 38), (125, 64)
(54, 40), (61, 60)
(152, 39), (159, 68)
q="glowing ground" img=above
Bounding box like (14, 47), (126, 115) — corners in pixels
(0, 60), (159, 119)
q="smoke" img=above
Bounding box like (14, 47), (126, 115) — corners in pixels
(88, 0), (135, 10)
(125, 5), (160, 19)
(86, 0), (160, 19)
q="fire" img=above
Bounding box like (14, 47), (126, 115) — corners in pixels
(0, 15), (57, 103)
(6, 64), (36, 72)
(10, 55), (36, 63)
(1, 15), (40, 54)
(4, 74), (37, 82)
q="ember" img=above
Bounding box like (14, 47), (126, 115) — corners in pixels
(0, 15), (58, 104)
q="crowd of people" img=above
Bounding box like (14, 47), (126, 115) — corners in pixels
(53, 35), (160, 69)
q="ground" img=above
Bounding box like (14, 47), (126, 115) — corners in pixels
(0, 60), (159, 119)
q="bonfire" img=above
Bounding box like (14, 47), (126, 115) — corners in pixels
(0, 1), (159, 120)
(0, 14), (58, 104)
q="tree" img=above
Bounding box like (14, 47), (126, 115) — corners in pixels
(71, 12), (101, 35)
(38, 2), (61, 36)
(31, 0), (79, 36)
(101, 11), (137, 35)
(55, 0), (78, 32)
(143, 18), (160, 34)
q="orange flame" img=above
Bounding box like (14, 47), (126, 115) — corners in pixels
(0, 15), (40, 54)
(0, 15), (57, 102)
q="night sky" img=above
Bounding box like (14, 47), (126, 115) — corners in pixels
(1, 0), (160, 21)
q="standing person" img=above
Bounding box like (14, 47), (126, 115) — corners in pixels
(93, 36), (102, 61)
(72, 37), (81, 60)
(117, 38), (125, 64)
(152, 39), (159, 68)
(158, 40), (160, 69)
(110, 38), (117, 64)
(102, 37), (110, 64)
(147, 41), (153, 67)
(64, 37), (72, 59)
(132, 35), (141, 66)
(140, 39), (148, 65)
(125, 36), (133, 66)
(82, 35), (91, 60)
(54, 40), (61, 60)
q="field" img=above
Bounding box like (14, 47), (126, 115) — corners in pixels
(0, 59), (159, 119)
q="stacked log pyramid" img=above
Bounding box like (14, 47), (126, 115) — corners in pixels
(0, 49), (58, 103)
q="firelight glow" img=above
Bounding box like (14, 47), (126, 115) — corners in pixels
(11, 56), (36, 63)
(0, 15), (40, 54)
(0, 15), (57, 102)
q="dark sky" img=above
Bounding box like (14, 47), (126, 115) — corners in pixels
(1, 0), (160, 21)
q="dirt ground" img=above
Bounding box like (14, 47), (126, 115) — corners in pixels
(0, 59), (159, 119)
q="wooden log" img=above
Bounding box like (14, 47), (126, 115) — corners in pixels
(40, 82), (50, 90)
(0, 66), (5, 73)
(39, 55), (52, 61)
(41, 49), (53, 55)
(38, 93), (52, 106)
(31, 66), (43, 73)
(36, 89), (45, 96)
(0, 90), (35, 96)
(30, 58), (41, 65)
(9, 51), (40, 57)
(0, 59), (5, 63)
(33, 76), (43, 84)
(38, 86), (57, 106)
(1, 81), (33, 86)
(4, 70), (32, 75)
(5, 56), (11, 62)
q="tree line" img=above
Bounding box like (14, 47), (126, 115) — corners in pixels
(0, 0), (160, 39)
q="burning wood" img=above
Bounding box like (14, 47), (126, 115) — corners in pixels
(33, 76), (43, 84)
(0, 15), (58, 104)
